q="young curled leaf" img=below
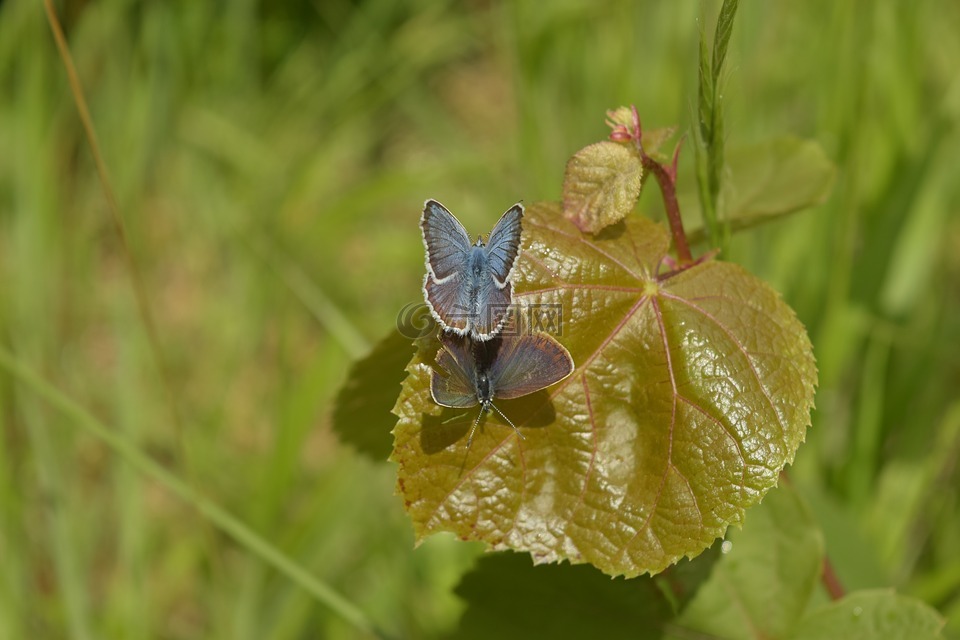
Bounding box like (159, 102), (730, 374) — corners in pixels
(641, 125), (678, 163)
(605, 106), (636, 131)
(562, 141), (643, 234)
(392, 202), (817, 578)
(603, 105), (677, 160)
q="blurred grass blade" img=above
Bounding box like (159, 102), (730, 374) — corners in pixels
(245, 235), (368, 359)
(16, 396), (93, 640)
(0, 346), (382, 639)
(42, 0), (185, 427)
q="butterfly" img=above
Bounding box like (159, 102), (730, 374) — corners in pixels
(420, 199), (523, 341)
(430, 329), (575, 447)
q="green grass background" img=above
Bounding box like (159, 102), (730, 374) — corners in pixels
(1, 0), (959, 637)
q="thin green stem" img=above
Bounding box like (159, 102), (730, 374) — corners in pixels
(0, 347), (383, 639)
(695, 0), (739, 254)
(42, 0), (186, 442)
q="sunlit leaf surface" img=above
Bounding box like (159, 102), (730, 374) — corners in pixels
(392, 202), (817, 577)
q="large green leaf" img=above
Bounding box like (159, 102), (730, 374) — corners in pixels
(392, 201), (817, 577)
(449, 552), (673, 639)
(669, 484), (823, 638)
(682, 136), (836, 244)
(723, 136), (835, 222)
(789, 590), (944, 640)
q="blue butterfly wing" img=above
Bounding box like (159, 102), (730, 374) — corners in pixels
(430, 332), (480, 408)
(484, 203), (523, 286)
(487, 333), (574, 400)
(422, 199), (474, 333)
(471, 276), (512, 339)
(421, 199), (472, 281)
(423, 274), (474, 335)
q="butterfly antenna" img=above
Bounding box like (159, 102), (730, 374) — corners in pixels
(465, 408), (484, 449)
(490, 403), (525, 441)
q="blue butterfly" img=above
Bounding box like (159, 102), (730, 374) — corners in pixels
(431, 330), (574, 446)
(421, 199), (523, 340)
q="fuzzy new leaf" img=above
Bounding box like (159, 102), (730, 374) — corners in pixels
(562, 141), (643, 234)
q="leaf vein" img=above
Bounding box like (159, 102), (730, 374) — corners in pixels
(677, 393), (747, 507)
(516, 283), (645, 297)
(518, 294), (652, 423)
(525, 218), (644, 282)
(572, 374), (599, 516)
(624, 297), (677, 554)
(669, 462), (705, 532)
(659, 292), (788, 444)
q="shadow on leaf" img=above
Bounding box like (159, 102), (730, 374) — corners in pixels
(419, 390), (557, 454)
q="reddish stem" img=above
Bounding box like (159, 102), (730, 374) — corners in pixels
(625, 106), (693, 266)
(821, 557), (846, 601)
(779, 471), (845, 602)
(642, 153), (691, 266)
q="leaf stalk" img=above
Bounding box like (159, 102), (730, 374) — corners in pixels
(613, 105), (693, 265)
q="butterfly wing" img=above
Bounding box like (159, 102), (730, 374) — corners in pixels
(487, 333), (574, 400)
(421, 200), (474, 333)
(423, 274), (474, 335)
(484, 203), (523, 287)
(470, 277), (512, 340)
(421, 199), (472, 281)
(430, 332), (480, 408)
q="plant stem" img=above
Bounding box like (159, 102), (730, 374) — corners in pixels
(821, 557), (846, 601)
(641, 153), (692, 265)
(626, 106), (693, 265)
